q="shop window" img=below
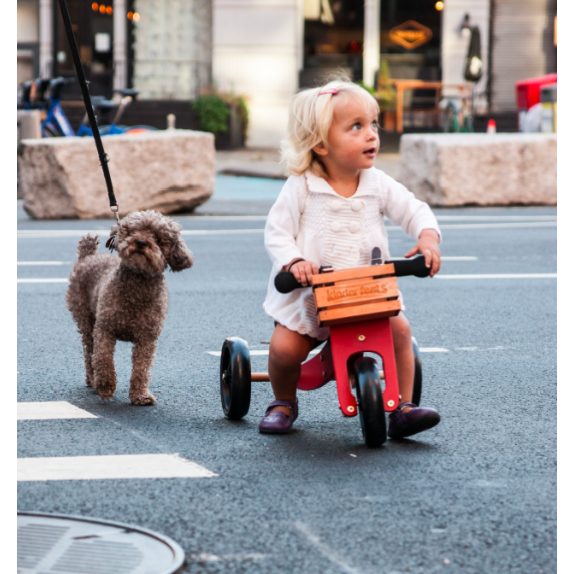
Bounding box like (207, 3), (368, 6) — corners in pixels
(380, 0), (442, 109)
(54, 0), (116, 98)
(301, 0), (365, 88)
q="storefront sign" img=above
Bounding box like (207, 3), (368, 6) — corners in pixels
(389, 20), (433, 50)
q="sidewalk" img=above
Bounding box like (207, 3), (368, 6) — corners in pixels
(215, 148), (401, 181)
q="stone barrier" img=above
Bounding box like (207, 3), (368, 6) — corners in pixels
(19, 129), (215, 219)
(399, 133), (557, 206)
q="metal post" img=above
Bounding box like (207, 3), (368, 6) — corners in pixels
(113, 0), (127, 90)
(39, 0), (53, 77)
(363, 0), (380, 88)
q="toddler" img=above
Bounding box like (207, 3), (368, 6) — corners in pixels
(260, 80), (442, 439)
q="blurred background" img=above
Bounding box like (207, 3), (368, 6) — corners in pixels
(17, 0), (557, 148)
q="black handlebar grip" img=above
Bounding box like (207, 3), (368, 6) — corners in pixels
(274, 271), (304, 294)
(385, 255), (431, 278)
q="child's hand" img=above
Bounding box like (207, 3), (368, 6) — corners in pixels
(405, 229), (441, 277)
(286, 259), (319, 287)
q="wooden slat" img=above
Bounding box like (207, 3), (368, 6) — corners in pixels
(318, 299), (401, 327)
(315, 276), (399, 309)
(311, 264), (395, 287)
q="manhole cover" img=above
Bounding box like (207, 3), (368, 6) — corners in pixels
(18, 512), (185, 574)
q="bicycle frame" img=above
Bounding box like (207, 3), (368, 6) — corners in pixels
(42, 97), (75, 137)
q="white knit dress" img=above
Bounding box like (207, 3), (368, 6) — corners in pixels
(263, 167), (441, 341)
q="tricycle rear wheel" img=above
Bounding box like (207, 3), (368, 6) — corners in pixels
(354, 357), (387, 448)
(412, 337), (423, 407)
(220, 337), (251, 420)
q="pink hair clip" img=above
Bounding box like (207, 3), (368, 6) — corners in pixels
(318, 88), (339, 96)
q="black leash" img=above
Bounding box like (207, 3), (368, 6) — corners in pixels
(57, 0), (120, 225)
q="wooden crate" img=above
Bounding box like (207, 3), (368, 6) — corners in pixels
(312, 264), (401, 327)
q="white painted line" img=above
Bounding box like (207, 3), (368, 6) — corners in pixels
(18, 220), (556, 239)
(18, 230), (107, 238)
(441, 256), (478, 261)
(17, 401), (98, 420)
(17, 229), (265, 238)
(434, 215), (556, 221)
(420, 348), (449, 353)
(208, 348), (447, 356)
(184, 215), (269, 221)
(429, 221), (556, 230)
(17, 278), (68, 283)
(456, 347), (478, 351)
(180, 229), (264, 236)
(435, 273), (556, 279)
(17, 453), (217, 482)
(294, 521), (363, 574)
(17, 261), (71, 265)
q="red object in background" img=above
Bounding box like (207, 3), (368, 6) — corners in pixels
(516, 73), (557, 110)
(515, 73), (556, 131)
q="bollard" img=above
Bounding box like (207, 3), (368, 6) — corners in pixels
(167, 114), (176, 130)
(17, 110), (42, 141)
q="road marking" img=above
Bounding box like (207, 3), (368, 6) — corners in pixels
(188, 553), (269, 563)
(208, 347), (448, 357)
(294, 521), (365, 574)
(18, 220), (556, 239)
(17, 279), (68, 283)
(433, 221), (556, 230)
(17, 261), (71, 265)
(17, 402), (98, 420)
(420, 348), (449, 353)
(17, 453), (217, 482)
(435, 273), (556, 279)
(434, 215), (556, 221)
(17, 229), (266, 238)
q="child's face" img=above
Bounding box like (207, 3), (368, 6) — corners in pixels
(319, 95), (380, 173)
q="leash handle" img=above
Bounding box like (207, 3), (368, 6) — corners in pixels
(57, 0), (119, 213)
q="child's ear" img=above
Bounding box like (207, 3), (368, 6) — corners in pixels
(312, 142), (328, 156)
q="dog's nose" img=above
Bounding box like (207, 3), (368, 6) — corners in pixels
(135, 239), (147, 248)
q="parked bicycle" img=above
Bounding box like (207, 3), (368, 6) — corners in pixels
(17, 77), (157, 138)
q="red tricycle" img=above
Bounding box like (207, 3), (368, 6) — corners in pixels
(219, 252), (430, 448)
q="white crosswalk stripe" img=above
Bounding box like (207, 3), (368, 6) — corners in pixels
(17, 453), (217, 482)
(18, 401), (98, 420)
(17, 402), (218, 481)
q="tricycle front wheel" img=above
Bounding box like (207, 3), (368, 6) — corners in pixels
(220, 337), (251, 420)
(354, 357), (387, 448)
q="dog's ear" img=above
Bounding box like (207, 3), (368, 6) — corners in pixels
(166, 237), (195, 272)
(106, 226), (118, 251)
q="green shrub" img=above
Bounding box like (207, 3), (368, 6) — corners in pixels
(192, 95), (230, 135)
(236, 97), (249, 138)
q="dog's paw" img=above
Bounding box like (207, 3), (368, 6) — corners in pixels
(130, 392), (157, 406)
(97, 386), (115, 401)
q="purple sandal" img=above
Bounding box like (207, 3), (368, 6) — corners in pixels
(258, 399), (298, 434)
(388, 402), (440, 439)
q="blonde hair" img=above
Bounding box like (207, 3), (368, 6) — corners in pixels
(280, 79), (379, 177)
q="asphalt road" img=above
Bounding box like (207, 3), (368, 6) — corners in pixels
(17, 186), (557, 574)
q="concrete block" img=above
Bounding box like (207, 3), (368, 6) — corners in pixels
(19, 130), (215, 219)
(399, 133), (557, 206)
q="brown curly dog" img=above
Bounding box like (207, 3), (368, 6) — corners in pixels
(65, 210), (194, 405)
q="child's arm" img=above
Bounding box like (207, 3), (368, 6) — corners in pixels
(379, 172), (442, 277)
(264, 178), (307, 274)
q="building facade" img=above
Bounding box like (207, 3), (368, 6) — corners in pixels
(17, 0), (557, 146)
